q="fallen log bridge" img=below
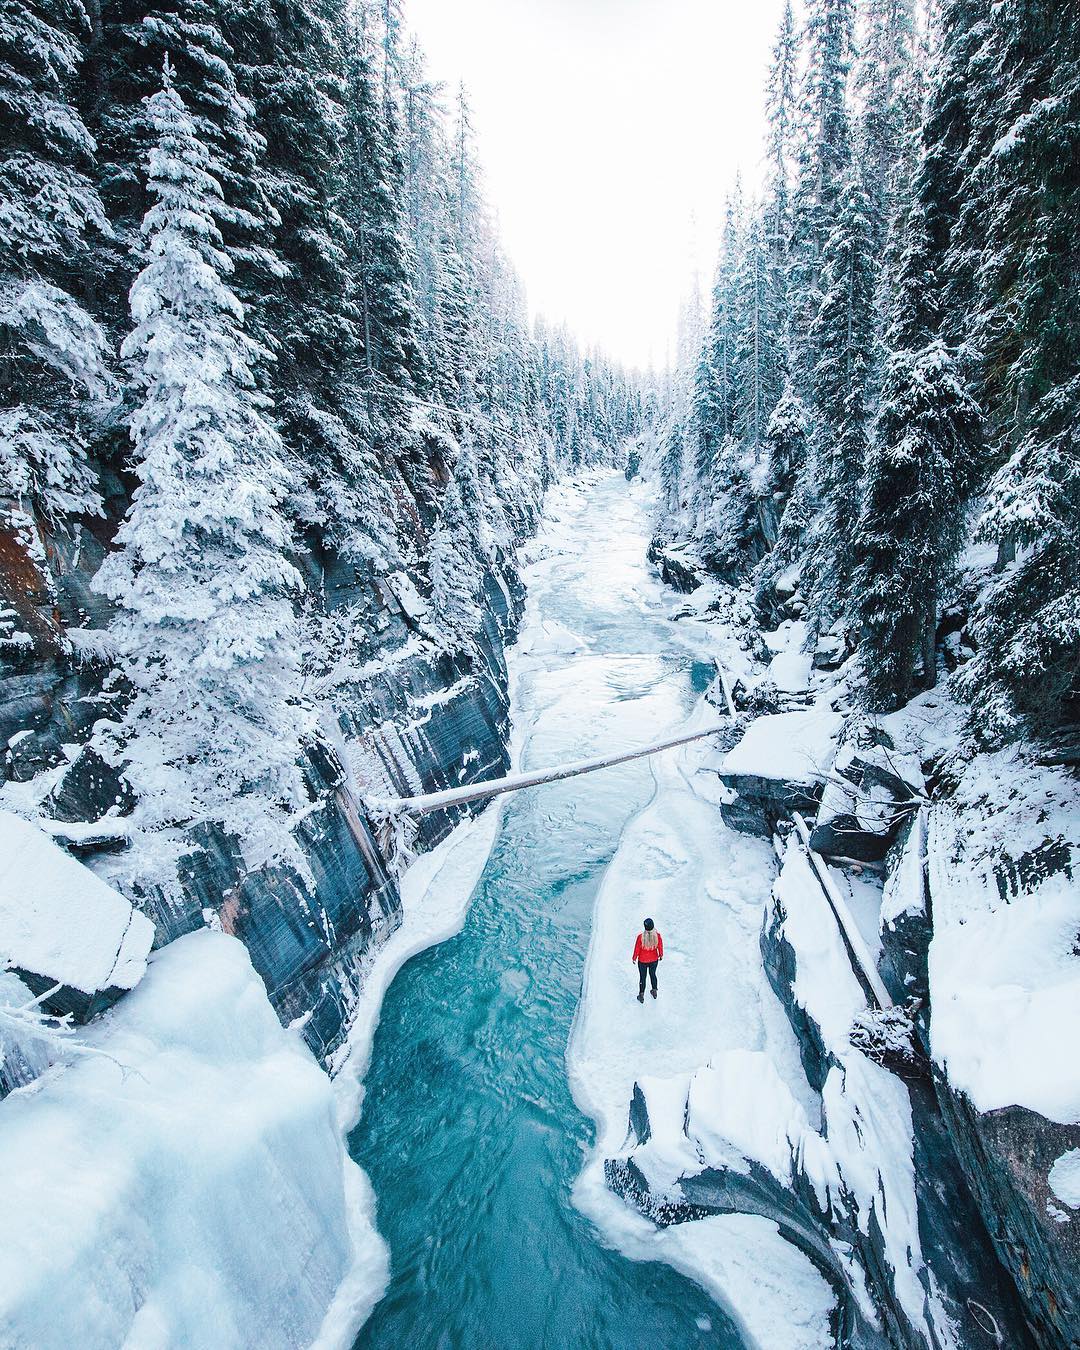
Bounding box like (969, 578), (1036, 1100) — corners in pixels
(374, 723), (731, 817)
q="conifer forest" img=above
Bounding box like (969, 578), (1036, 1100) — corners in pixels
(0, 2), (1077, 1349)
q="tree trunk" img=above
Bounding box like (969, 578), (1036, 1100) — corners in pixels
(921, 604), (937, 691)
(994, 537), (1016, 573)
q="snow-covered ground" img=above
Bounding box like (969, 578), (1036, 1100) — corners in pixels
(567, 702), (838, 1350)
(0, 932), (356, 1350)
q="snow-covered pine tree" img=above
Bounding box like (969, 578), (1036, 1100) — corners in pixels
(0, 0), (112, 531)
(657, 421), (685, 536)
(762, 381), (809, 502)
(763, 0), (800, 357)
(915, 0), (986, 347)
(94, 67), (308, 834)
(346, 4), (424, 405)
(852, 206), (983, 710)
(959, 1), (1080, 737)
(429, 442), (486, 643)
(801, 165), (877, 640)
(219, 0), (398, 564)
(753, 384), (810, 612)
(733, 208), (783, 453)
(788, 0), (855, 387)
(855, 0), (918, 260)
(85, 0), (280, 340)
(690, 193), (741, 539)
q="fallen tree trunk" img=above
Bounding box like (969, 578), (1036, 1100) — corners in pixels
(373, 723), (731, 817)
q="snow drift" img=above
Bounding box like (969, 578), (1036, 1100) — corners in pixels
(0, 931), (361, 1350)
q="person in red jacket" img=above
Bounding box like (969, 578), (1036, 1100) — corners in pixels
(632, 918), (663, 1002)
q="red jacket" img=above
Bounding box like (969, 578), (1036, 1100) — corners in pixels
(633, 932), (663, 963)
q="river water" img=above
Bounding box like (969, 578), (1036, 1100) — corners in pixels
(349, 473), (745, 1350)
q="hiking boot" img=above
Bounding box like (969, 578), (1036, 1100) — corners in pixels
(650, 988), (657, 999)
(637, 992), (644, 1003)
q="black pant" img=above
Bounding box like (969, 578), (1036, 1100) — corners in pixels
(637, 960), (658, 995)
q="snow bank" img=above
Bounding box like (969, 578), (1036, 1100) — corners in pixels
(569, 707), (831, 1348)
(720, 709), (842, 784)
(881, 808), (927, 926)
(0, 809), (153, 997)
(761, 621), (813, 693)
(1049, 1150), (1080, 1210)
(661, 1215), (835, 1350)
(927, 748), (1080, 1123)
(0, 931), (357, 1350)
(768, 648), (814, 693)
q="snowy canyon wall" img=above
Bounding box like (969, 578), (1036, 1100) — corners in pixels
(0, 502), (522, 1070)
(601, 550), (1078, 1350)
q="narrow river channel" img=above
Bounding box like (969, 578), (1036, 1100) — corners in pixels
(349, 473), (746, 1350)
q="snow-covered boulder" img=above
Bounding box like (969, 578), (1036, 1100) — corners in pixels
(646, 539), (706, 594)
(718, 709), (843, 837)
(0, 810), (153, 1020)
(43, 744), (133, 825)
(0, 931), (369, 1350)
(809, 739), (924, 863)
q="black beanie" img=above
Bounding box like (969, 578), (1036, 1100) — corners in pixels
(643, 917), (654, 930)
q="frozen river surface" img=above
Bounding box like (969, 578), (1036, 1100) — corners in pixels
(348, 474), (746, 1349)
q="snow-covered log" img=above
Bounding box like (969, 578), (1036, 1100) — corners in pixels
(791, 811), (893, 1010)
(374, 723), (730, 816)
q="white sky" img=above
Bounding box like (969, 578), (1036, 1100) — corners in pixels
(406, 0), (787, 371)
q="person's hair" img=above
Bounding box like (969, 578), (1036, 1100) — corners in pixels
(642, 927), (658, 951)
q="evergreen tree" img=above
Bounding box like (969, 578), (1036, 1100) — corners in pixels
(690, 193), (741, 536)
(85, 0), (280, 335)
(855, 0), (918, 258)
(788, 0), (855, 386)
(802, 167), (877, 637)
(224, 0), (399, 561)
(853, 208), (983, 710)
(94, 69), (307, 832)
(429, 438), (487, 641)
(657, 421), (685, 535)
(753, 385), (810, 610)
(345, 7), (424, 403)
(960, 1), (1080, 736)
(0, 0), (112, 530)
(733, 209), (783, 451)
(763, 0), (799, 358)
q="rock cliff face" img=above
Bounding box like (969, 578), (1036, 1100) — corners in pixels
(1, 508), (523, 1071)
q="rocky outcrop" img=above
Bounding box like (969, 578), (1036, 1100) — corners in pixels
(605, 1109), (887, 1350)
(924, 754), (1080, 1350)
(646, 539), (707, 594)
(1, 507), (524, 1073)
(934, 1089), (1080, 1349)
(717, 708), (842, 838)
(760, 884), (1034, 1350)
(0, 811), (155, 1026)
(809, 738), (924, 864)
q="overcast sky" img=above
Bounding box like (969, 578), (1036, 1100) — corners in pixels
(406, 0), (787, 371)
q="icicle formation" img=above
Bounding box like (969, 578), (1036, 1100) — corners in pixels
(93, 65), (308, 833)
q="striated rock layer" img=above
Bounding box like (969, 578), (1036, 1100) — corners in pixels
(1, 508), (524, 1070)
